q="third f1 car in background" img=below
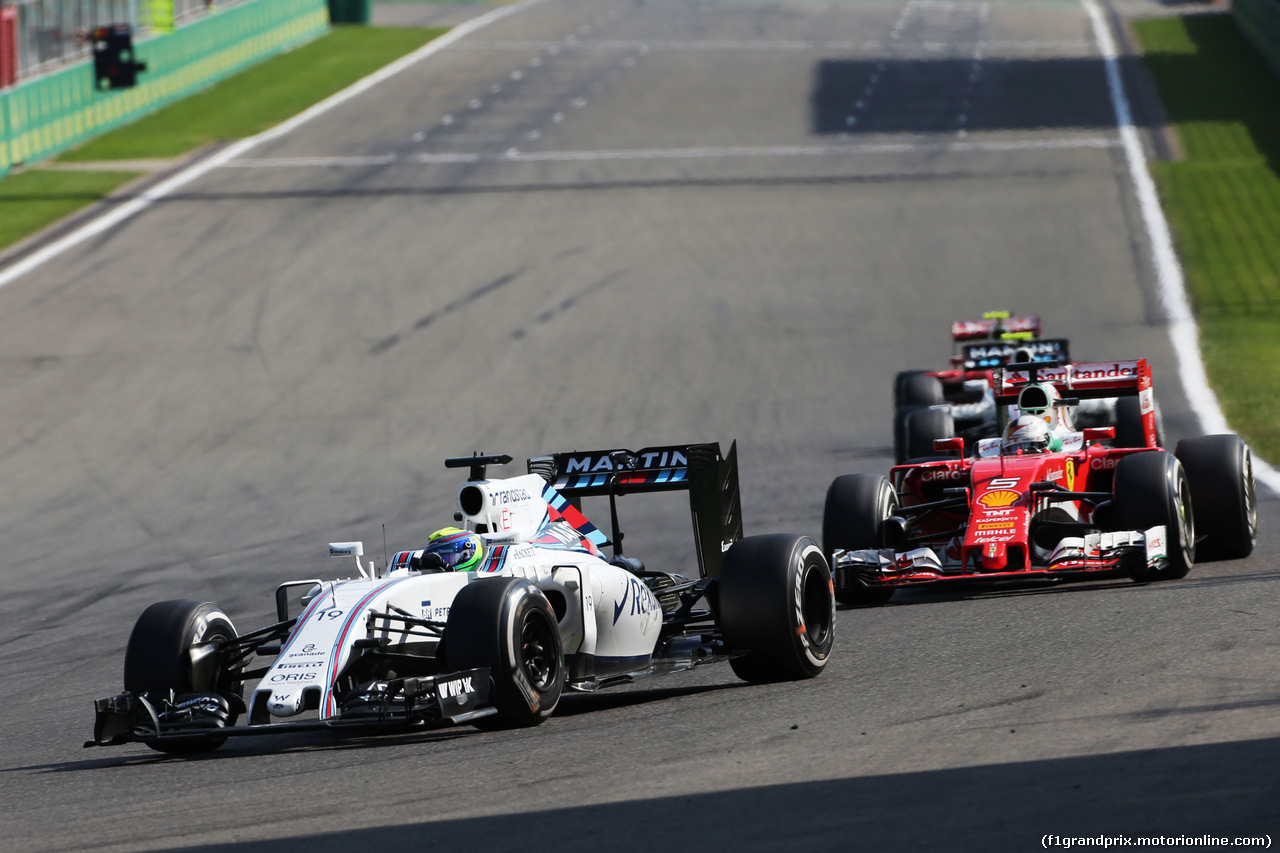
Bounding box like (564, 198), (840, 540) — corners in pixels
(830, 359), (1255, 605)
(89, 442), (835, 753)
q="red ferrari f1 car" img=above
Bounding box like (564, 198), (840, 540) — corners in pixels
(829, 358), (1256, 605)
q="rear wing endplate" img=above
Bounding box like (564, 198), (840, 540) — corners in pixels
(528, 441), (744, 578)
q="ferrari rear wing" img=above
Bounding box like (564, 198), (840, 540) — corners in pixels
(996, 358), (1158, 447)
(995, 359), (1151, 403)
(528, 442), (744, 578)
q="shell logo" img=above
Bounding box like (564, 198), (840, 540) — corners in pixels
(977, 489), (1020, 508)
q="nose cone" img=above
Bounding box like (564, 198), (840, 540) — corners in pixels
(980, 542), (1008, 571)
(268, 689), (307, 717)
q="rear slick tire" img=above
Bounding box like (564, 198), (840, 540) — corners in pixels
(1175, 434), (1257, 560)
(904, 406), (956, 462)
(719, 534), (835, 683)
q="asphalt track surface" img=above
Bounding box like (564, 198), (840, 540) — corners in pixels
(1, 0), (1277, 850)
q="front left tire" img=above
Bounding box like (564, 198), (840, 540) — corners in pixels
(445, 578), (564, 728)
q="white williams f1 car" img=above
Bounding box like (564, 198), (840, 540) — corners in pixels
(88, 442), (835, 754)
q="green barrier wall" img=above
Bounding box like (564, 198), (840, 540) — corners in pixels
(1236, 0), (1280, 83)
(0, 0), (328, 175)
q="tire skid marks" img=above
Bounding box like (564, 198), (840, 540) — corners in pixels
(226, 137), (1120, 170)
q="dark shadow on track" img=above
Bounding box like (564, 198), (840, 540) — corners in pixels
(811, 57), (1119, 135)
(134, 735), (1280, 851)
(71, 166), (1099, 205)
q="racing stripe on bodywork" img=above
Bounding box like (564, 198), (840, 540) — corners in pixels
(541, 484), (610, 548)
(481, 544), (510, 573)
(321, 576), (414, 717)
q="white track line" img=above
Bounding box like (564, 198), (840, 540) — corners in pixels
(0, 0), (546, 293)
(1082, 0), (1280, 495)
(225, 137), (1120, 168)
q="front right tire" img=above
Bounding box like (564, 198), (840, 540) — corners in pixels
(123, 599), (240, 754)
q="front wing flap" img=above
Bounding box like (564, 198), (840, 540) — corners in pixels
(86, 667), (494, 749)
(832, 525), (1168, 591)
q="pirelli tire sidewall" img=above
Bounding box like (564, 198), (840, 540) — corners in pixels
(122, 599), (240, 754)
(720, 534), (835, 681)
(445, 577), (563, 727)
(123, 599), (239, 696)
(1175, 433), (1257, 560)
(1113, 451), (1194, 581)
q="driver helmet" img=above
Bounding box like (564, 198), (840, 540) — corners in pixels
(1004, 415), (1052, 455)
(422, 527), (485, 572)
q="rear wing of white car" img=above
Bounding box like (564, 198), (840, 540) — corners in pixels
(527, 442), (744, 578)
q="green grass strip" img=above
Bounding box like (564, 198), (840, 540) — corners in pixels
(0, 170), (141, 251)
(60, 26), (446, 161)
(1132, 13), (1280, 460)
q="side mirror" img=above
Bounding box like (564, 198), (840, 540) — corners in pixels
(275, 580), (324, 623)
(933, 437), (965, 455)
(1083, 427), (1115, 442)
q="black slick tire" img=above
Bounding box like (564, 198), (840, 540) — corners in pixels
(1113, 452), (1195, 581)
(719, 534), (835, 683)
(123, 599), (239, 754)
(904, 406), (956, 463)
(823, 474), (897, 606)
(1175, 434), (1257, 560)
(1114, 395), (1165, 448)
(445, 578), (563, 728)
(895, 371), (944, 408)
